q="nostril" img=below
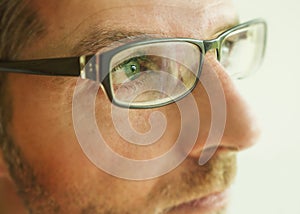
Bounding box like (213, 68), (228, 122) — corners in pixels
(197, 144), (239, 165)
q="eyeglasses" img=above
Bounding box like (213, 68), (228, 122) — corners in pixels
(0, 19), (267, 109)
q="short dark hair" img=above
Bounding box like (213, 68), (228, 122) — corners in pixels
(0, 0), (44, 157)
(0, 0), (44, 59)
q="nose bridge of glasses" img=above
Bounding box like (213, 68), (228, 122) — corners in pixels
(203, 39), (221, 61)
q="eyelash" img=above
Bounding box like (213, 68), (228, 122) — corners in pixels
(112, 50), (147, 71)
(112, 57), (139, 72)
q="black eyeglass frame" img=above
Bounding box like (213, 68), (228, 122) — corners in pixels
(0, 18), (267, 109)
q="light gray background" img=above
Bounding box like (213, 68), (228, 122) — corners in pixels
(229, 0), (300, 213)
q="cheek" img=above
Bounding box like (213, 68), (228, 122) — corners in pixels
(7, 73), (182, 169)
(6, 74), (164, 208)
(7, 74), (84, 181)
(95, 93), (182, 160)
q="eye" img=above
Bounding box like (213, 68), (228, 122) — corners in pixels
(223, 40), (234, 53)
(112, 56), (157, 84)
(222, 30), (249, 57)
(123, 59), (141, 79)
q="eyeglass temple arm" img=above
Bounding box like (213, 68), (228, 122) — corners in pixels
(0, 55), (95, 77)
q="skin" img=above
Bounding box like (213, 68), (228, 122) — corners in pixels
(0, 0), (260, 213)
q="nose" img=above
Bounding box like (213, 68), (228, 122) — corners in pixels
(188, 54), (261, 159)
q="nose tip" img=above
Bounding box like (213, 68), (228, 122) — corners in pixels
(188, 55), (261, 159)
(222, 105), (261, 151)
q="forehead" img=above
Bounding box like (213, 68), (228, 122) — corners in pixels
(27, 0), (238, 58)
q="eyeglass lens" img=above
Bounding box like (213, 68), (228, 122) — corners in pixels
(109, 42), (201, 107)
(107, 22), (266, 107)
(220, 22), (266, 79)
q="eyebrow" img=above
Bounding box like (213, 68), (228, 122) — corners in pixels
(71, 19), (239, 57)
(71, 29), (152, 56)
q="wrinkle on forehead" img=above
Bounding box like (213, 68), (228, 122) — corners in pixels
(68, 2), (237, 56)
(72, 1), (237, 36)
(71, 2), (236, 56)
(25, 0), (238, 58)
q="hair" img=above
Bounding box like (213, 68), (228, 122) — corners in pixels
(0, 0), (44, 167)
(0, 0), (44, 59)
(0, 0), (44, 133)
(0, 3), (48, 212)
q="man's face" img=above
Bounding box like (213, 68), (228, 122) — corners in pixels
(2, 0), (260, 213)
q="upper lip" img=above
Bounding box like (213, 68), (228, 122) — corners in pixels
(158, 148), (236, 214)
